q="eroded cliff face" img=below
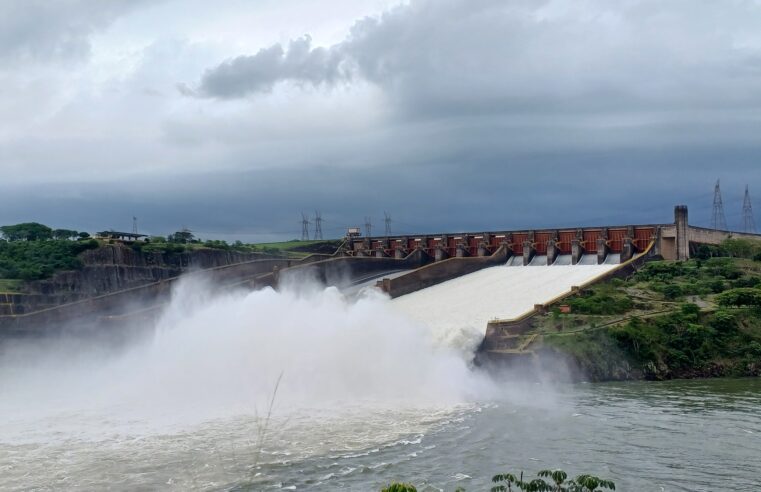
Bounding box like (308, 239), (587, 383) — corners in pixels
(10, 245), (267, 312)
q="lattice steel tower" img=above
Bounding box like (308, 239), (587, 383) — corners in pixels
(711, 179), (727, 231)
(132, 216), (138, 235)
(742, 185), (756, 233)
(384, 212), (392, 236)
(364, 216), (372, 237)
(301, 213), (310, 241)
(313, 211), (323, 240)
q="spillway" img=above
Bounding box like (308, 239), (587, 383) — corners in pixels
(391, 261), (619, 337)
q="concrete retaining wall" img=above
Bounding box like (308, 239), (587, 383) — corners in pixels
(379, 245), (510, 299)
(0, 253), (429, 337)
(0, 258), (294, 336)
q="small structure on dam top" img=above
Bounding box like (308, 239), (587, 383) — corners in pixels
(345, 205), (761, 264)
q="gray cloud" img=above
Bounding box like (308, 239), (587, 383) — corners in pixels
(3, 0), (761, 240)
(0, 0), (151, 63)
(197, 35), (347, 98)
(195, 0), (761, 119)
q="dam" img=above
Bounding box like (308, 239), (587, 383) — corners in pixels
(0, 204), (759, 348)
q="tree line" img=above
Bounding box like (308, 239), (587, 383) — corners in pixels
(0, 222), (90, 242)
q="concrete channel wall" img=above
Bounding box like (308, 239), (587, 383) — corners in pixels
(377, 245), (510, 299)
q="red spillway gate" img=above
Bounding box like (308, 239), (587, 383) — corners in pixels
(608, 229), (627, 253)
(534, 232), (551, 254)
(582, 230), (600, 252)
(447, 237), (458, 257)
(558, 231), (575, 254)
(512, 233), (528, 255)
(634, 227), (655, 250)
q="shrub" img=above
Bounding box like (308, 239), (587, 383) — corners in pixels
(662, 284), (682, 300)
(716, 288), (761, 308)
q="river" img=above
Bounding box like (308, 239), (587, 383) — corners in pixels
(0, 281), (759, 491)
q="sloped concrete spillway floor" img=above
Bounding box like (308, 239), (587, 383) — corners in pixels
(390, 257), (619, 341)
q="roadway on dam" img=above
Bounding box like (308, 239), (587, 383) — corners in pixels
(391, 255), (620, 337)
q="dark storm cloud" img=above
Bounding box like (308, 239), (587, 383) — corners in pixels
(3, 143), (760, 241)
(0, 0), (151, 63)
(3, 0), (761, 239)
(195, 0), (761, 118)
(196, 35), (347, 98)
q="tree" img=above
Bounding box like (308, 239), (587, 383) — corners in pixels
(168, 229), (195, 244)
(490, 469), (615, 492)
(721, 238), (761, 259)
(716, 288), (761, 308)
(53, 229), (79, 240)
(77, 231), (91, 239)
(0, 223), (53, 241)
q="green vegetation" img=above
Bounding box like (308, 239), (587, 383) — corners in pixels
(381, 470), (615, 492)
(0, 220), (342, 287)
(565, 281), (632, 315)
(252, 239), (342, 257)
(541, 249), (761, 380)
(0, 278), (23, 292)
(0, 238), (99, 281)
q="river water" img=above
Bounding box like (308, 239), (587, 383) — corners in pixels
(0, 281), (759, 491)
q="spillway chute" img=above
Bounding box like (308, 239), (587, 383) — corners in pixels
(552, 254), (573, 266)
(506, 255), (524, 267)
(577, 254), (598, 265)
(391, 261), (621, 337)
(604, 253), (621, 264)
(528, 255), (548, 266)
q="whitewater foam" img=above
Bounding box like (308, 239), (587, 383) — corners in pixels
(0, 278), (491, 441)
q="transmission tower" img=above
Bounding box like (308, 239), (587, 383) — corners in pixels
(364, 216), (372, 237)
(132, 216), (138, 235)
(384, 211), (392, 236)
(313, 211), (323, 240)
(300, 213), (310, 241)
(742, 185), (756, 233)
(711, 179), (727, 231)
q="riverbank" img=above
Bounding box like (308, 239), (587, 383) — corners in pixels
(536, 257), (761, 381)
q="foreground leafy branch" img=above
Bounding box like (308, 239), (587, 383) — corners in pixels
(382, 469), (615, 492)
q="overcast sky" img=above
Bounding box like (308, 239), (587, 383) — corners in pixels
(2, 0), (761, 241)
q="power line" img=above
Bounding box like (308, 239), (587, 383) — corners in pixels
(384, 212), (392, 236)
(313, 211), (323, 240)
(364, 216), (372, 237)
(742, 185), (756, 233)
(300, 212), (310, 241)
(711, 179), (727, 231)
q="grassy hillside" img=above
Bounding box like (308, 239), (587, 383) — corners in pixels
(540, 257), (761, 380)
(252, 239), (342, 257)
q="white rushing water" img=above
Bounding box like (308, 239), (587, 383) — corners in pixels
(0, 260), (623, 489)
(391, 261), (619, 348)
